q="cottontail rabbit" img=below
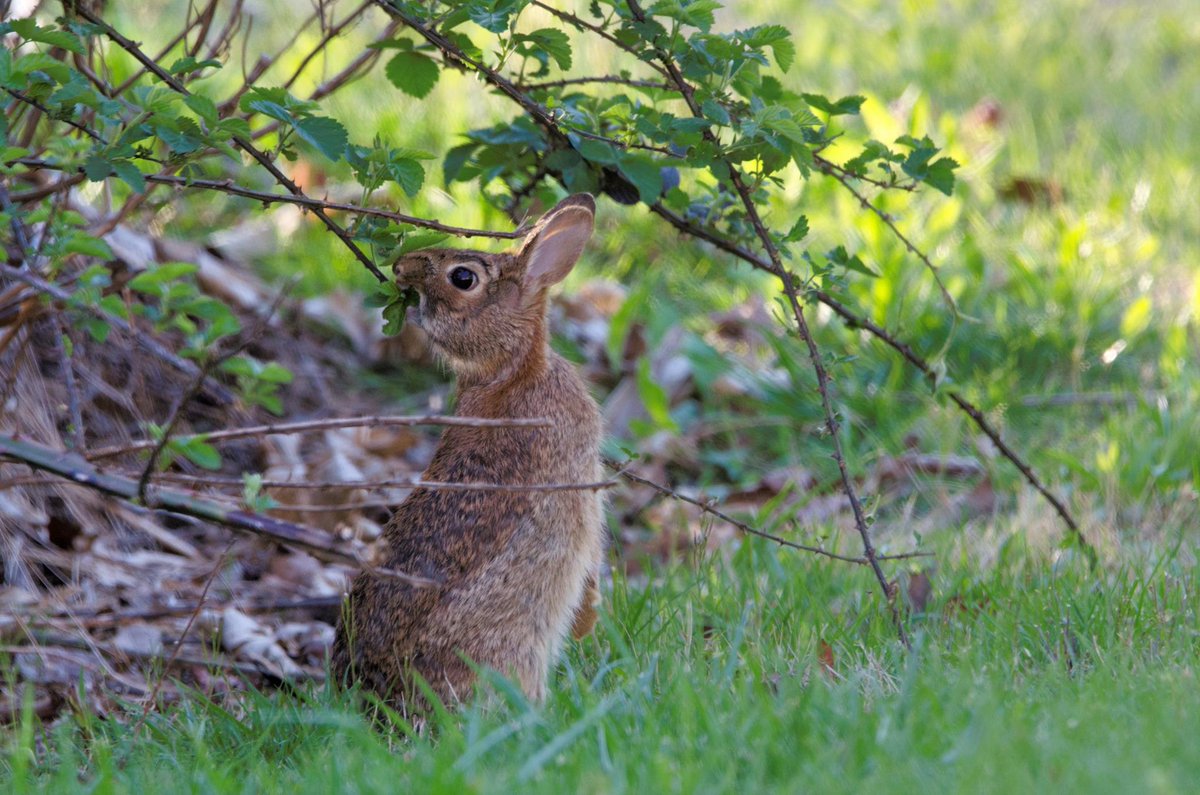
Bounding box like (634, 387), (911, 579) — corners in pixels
(331, 194), (605, 714)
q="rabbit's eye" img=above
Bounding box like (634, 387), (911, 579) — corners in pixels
(449, 266), (477, 290)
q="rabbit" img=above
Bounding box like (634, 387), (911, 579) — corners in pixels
(331, 194), (606, 716)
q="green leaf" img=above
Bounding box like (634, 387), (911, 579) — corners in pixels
(111, 160), (146, 193)
(443, 143), (480, 184)
(399, 231), (449, 255)
(783, 215), (809, 243)
(167, 56), (222, 75)
(5, 19), (85, 55)
(518, 28), (573, 71)
(616, 155), (664, 204)
(258, 362), (294, 384)
(466, 0), (521, 33)
(802, 93), (865, 117)
(184, 93), (219, 125)
(385, 51), (440, 99)
(922, 157), (959, 195)
(62, 235), (113, 259)
(291, 116), (349, 161)
(82, 154), (111, 182)
(743, 24), (794, 72)
(388, 157), (425, 196)
(701, 99), (730, 126)
(172, 437), (222, 470)
(635, 357), (679, 432)
(129, 262), (198, 292)
(827, 245), (878, 278)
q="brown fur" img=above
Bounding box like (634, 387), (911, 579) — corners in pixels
(331, 195), (605, 714)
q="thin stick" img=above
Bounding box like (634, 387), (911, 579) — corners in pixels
(87, 414), (553, 461)
(617, 468), (930, 566)
(12, 159), (522, 240)
(626, 0), (905, 641)
(148, 471), (620, 494)
(0, 434), (437, 586)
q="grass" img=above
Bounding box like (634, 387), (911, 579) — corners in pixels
(6, 536), (1199, 793)
(4, 0), (1199, 790)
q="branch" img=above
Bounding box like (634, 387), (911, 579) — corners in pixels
(0, 434), (437, 587)
(87, 414), (554, 461)
(616, 468), (930, 566)
(12, 159), (523, 239)
(518, 76), (672, 91)
(144, 471), (620, 494)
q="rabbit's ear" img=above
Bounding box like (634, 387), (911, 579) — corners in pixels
(521, 194), (595, 292)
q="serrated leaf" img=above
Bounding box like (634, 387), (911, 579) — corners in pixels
(82, 154), (111, 182)
(701, 99), (730, 126)
(184, 93), (218, 125)
(385, 51), (440, 99)
(291, 115), (348, 161)
(388, 157), (425, 196)
(6, 19), (85, 55)
(111, 160), (146, 193)
(783, 215), (809, 243)
(443, 143), (480, 184)
(922, 157), (958, 195)
(521, 28), (572, 70)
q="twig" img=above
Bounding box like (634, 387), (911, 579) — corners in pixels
(148, 471), (620, 494)
(51, 314), (85, 450)
(281, 1), (373, 92)
(11, 159), (523, 239)
(87, 414), (553, 461)
(616, 468), (930, 566)
(623, 0), (908, 642)
(519, 76), (672, 91)
(2, 470), (621, 494)
(528, 0), (670, 79)
(813, 154), (918, 193)
(0, 434), (437, 586)
(9, 596), (344, 627)
(816, 162), (955, 312)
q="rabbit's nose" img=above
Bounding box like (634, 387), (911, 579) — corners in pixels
(392, 256), (426, 287)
